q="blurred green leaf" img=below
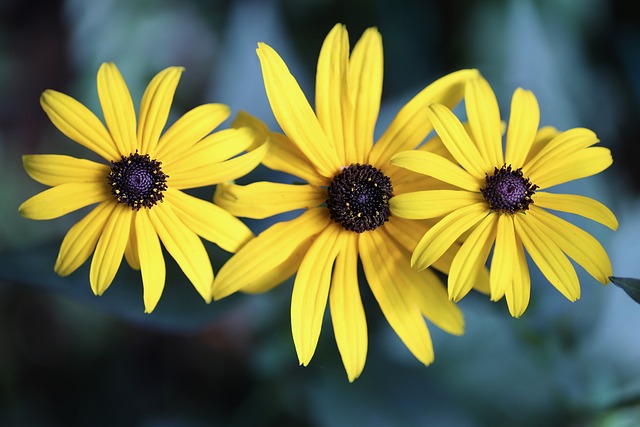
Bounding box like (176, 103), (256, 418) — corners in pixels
(610, 276), (640, 305)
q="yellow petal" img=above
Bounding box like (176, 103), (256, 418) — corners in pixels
(257, 42), (340, 178)
(448, 213), (497, 301)
(214, 182), (326, 219)
(97, 63), (137, 156)
(412, 202), (489, 271)
(524, 127), (599, 177)
(389, 165), (457, 194)
(315, 23), (349, 165)
(135, 209), (166, 313)
(89, 205), (132, 295)
(490, 214), (516, 302)
(19, 182), (111, 220)
(155, 103), (231, 160)
(514, 213), (580, 301)
(390, 150), (480, 192)
(504, 88), (540, 167)
(530, 206), (612, 284)
(124, 213), (140, 270)
(292, 223), (342, 366)
(533, 191), (618, 230)
(166, 188), (253, 253)
(137, 66), (183, 154)
(427, 104), (491, 179)
(40, 90), (119, 161)
(148, 203), (213, 303)
(22, 154), (109, 186)
(348, 27), (383, 164)
(213, 207), (330, 299)
(390, 190), (484, 219)
(525, 126), (560, 164)
(359, 229), (434, 365)
(169, 136), (268, 189)
(505, 235), (531, 317)
(55, 201), (116, 276)
(329, 231), (367, 382)
(370, 69), (480, 166)
(528, 147), (612, 190)
(466, 77), (504, 167)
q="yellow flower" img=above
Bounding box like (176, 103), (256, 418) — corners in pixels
(212, 24), (485, 381)
(390, 75), (618, 317)
(19, 62), (268, 313)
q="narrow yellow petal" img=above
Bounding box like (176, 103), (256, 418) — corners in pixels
(412, 202), (489, 271)
(40, 90), (119, 161)
(213, 208), (330, 299)
(533, 192), (618, 230)
(390, 190), (484, 219)
(448, 214), (497, 301)
(390, 150), (480, 192)
(166, 188), (253, 253)
(137, 66), (183, 154)
(214, 182), (326, 219)
(124, 213), (140, 270)
(55, 201), (116, 276)
(348, 27), (383, 164)
(19, 182), (110, 220)
(292, 223), (342, 366)
(257, 42), (340, 178)
(359, 230), (434, 365)
(466, 77), (504, 167)
(490, 214), (517, 302)
(97, 63), (137, 156)
(505, 88), (540, 167)
(148, 203), (213, 303)
(530, 206), (612, 284)
(370, 69), (480, 166)
(329, 231), (367, 382)
(316, 23), (349, 165)
(427, 104), (491, 178)
(89, 205), (132, 295)
(505, 235), (531, 317)
(389, 165), (457, 194)
(135, 209), (166, 313)
(22, 154), (109, 186)
(155, 104), (231, 160)
(528, 147), (612, 190)
(524, 126), (560, 164)
(523, 128), (599, 177)
(514, 213), (580, 301)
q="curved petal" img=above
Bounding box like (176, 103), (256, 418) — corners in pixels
(391, 150), (480, 191)
(214, 182), (326, 219)
(505, 88), (540, 167)
(427, 104), (491, 178)
(466, 76), (504, 167)
(530, 206), (612, 284)
(528, 147), (612, 190)
(97, 63), (137, 156)
(257, 42), (340, 177)
(489, 214), (517, 302)
(23, 154), (109, 186)
(292, 223), (342, 366)
(504, 235), (531, 317)
(316, 23), (349, 165)
(412, 202), (489, 271)
(55, 201), (116, 276)
(148, 203), (213, 303)
(213, 208), (331, 299)
(135, 209), (166, 313)
(523, 128), (599, 176)
(390, 190), (483, 219)
(359, 229), (434, 365)
(329, 231), (367, 382)
(124, 213), (140, 270)
(348, 27), (383, 164)
(514, 213), (580, 301)
(370, 69), (480, 167)
(525, 126), (560, 164)
(155, 104), (231, 160)
(533, 192), (618, 230)
(169, 138), (268, 189)
(137, 66), (183, 154)
(448, 213), (497, 301)
(19, 182), (111, 220)
(166, 188), (253, 253)
(89, 205), (132, 296)
(40, 90), (119, 161)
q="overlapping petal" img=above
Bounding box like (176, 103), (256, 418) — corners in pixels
(390, 150), (480, 191)
(22, 154), (109, 186)
(529, 147), (612, 190)
(533, 192), (618, 230)
(523, 128), (599, 176)
(504, 88), (540, 167)
(135, 209), (166, 313)
(390, 190), (484, 219)
(97, 62), (137, 156)
(466, 76), (504, 167)
(489, 214), (517, 302)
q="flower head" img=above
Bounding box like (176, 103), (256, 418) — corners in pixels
(390, 75), (618, 317)
(212, 24), (486, 381)
(19, 63), (267, 313)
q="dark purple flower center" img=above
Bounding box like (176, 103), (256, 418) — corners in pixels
(108, 151), (168, 210)
(327, 164), (393, 233)
(481, 164), (537, 214)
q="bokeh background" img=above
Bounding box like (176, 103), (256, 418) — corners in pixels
(1, 0), (640, 426)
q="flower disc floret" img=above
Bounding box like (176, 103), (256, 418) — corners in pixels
(481, 164), (537, 214)
(108, 151), (168, 210)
